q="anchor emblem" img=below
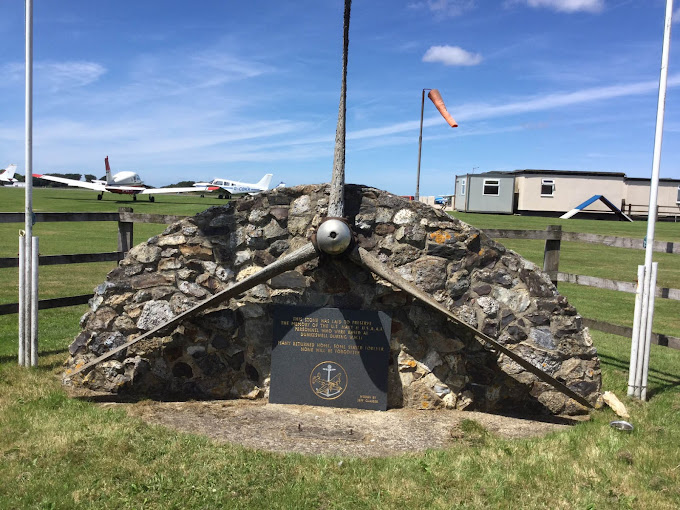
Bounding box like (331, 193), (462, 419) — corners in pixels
(310, 361), (348, 400)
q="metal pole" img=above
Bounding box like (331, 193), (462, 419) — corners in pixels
(632, 0), (674, 399)
(23, 0), (35, 369)
(640, 262), (658, 401)
(18, 235), (26, 366)
(634, 270), (651, 398)
(415, 88), (429, 202)
(627, 265), (645, 396)
(31, 237), (39, 366)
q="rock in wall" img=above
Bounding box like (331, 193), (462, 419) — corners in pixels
(63, 184), (601, 415)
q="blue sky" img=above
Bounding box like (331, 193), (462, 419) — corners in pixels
(0, 0), (679, 196)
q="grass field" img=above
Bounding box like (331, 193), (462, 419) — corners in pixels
(1, 187), (679, 508)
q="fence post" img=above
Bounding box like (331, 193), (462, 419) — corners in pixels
(118, 207), (133, 258)
(543, 224), (562, 286)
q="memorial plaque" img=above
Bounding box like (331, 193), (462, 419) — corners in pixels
(269, 306), (391, 410)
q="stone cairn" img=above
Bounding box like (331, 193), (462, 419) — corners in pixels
(63, 184), (602, 415)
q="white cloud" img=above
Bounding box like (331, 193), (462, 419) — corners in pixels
(2, 61), (106, 91)
(523, 0), (604, 13)
(424, 0), (476, 17)
(423, 45), (482, 66)
(408, 1), (476, 18)
(454, 76), (680, 121)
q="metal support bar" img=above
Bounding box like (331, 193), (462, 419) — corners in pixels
(18, 235), (25, 366)
(627, 265), (645, 396)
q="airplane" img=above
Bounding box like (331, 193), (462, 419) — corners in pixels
(33, 157), (213, 202)
(0, 164), (18, 185)
(193, 174), (284, 199)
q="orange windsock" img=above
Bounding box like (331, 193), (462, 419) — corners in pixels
(427, 89), (458, 128)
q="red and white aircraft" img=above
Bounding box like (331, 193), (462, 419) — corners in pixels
(0, 164), (18, 185)
(33, 157), (212, 202)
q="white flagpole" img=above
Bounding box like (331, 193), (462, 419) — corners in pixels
(22, 0), (35, 367)
(631, 0), (674, 399)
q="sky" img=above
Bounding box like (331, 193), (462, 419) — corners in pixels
(0, 0), (679, 196)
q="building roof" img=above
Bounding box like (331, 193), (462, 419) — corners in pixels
(625, 176), (680, 184)
(512, 169), (627, 178)
(455, 169), (680, 183)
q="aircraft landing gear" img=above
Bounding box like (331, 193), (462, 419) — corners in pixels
(97, 193), (103, 201)
(133, 195), (137, 201)
(149, 196), (155, 202)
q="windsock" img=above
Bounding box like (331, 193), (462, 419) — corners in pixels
(427, 89), (458, 128)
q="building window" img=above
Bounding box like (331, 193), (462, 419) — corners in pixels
(483, 179), (499, 196)
(541, 179), (555, 197)
(677, 186), (680, 203)
(460, 178), (466, 196)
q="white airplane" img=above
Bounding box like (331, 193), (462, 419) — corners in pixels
(0, 164), (18, 185)
(194, 174), (284, 199)
(33, 156), (212, 202)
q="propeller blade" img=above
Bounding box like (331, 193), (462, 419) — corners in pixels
(348, 245), (593, 409)
(67, 242), (319, 379)
(328, 0), (352, 218)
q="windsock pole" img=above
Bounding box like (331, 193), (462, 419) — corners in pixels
(415, 88), (430, 202)
(415, 88), (458, 202)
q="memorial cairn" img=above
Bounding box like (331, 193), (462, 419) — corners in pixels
(63, 1), (601, 416)
(63, 184), (601, 415)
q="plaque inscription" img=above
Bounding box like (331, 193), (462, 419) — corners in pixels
(269, 306), (391, 410)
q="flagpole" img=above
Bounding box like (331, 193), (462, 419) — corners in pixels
(415, 88), (457, 202)
(415, 88), (430, 202)
(629, 0), (674, 400)
(22, 0), (36, 367)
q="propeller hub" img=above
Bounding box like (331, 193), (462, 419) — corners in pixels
(316, 218), (352, 255)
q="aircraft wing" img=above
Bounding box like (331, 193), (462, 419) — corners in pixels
(33, 174), (106, 191)
(138, 185), (214, 195)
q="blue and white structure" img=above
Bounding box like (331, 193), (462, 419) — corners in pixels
(560, 195), (633, 221)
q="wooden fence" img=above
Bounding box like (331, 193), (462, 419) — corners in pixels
(1, 211), (679, 348)
(619, 201), (680, 221)
(484, 226), (680, 300)
(0, 208), (182, 314)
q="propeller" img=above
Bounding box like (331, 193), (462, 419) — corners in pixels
(67, 0), (593, 410)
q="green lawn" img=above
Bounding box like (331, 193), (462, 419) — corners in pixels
(451, 212), (680, 339)
(451, 211), (680, 243)
(0, 189), (679, 508)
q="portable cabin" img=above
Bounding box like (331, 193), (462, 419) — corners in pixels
(454, 172), (515, 214)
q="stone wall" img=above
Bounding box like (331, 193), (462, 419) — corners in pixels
(63, 184), (601, 415)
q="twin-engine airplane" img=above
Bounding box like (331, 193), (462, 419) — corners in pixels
(193, 174), (284, 199)
(33, 157), (212, 202)
(0, 164), (18, 184)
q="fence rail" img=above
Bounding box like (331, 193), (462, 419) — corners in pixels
(0, 251), (121, 269)
(485, 228), (680, 254)
(1, 212), (679, 349)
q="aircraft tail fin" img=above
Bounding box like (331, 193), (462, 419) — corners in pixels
(1, 164), (17, 182)
(256, 173), (273, 190)
(105, 156), (112, 184)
